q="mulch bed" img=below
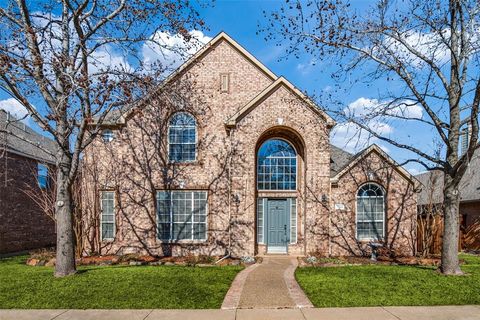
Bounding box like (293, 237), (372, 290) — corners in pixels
(25, 252), (254, 267)
(299, 255), (448, 267)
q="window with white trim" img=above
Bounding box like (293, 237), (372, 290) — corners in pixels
(168, 112), (196, 162)
(290, 199), (297, 243)
(157, 190), (207, 241)
(100, 191), (115, 240)
(101, 129), (114, 143)
(257, 198), (264, 244)
(257, 139), (297, 190)
(356, 183), (385, 240)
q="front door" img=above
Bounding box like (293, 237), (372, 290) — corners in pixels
(267, 199), (288, 254)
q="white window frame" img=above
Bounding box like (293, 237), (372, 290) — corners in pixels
(355, 183), (385, 241)
(167, 112), (197, 163)
(257, 138), (298, 191)
(101, 129), (114, 143)
(100, 191), (116, 241)
(290, 198), (297, 244)
(156, 190), (208, 242)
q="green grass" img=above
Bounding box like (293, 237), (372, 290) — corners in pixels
(296, 254), (480, 307)
(0, 255), (242, 309)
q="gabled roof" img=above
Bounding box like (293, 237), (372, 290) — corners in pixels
(330, 144), (419, 187)
(330, 144), (354, 177)
(92, 32), (279, 126)
(225, 77), (335, 128)
(0, 109), (56, 164)
(96, 32), (334, 127)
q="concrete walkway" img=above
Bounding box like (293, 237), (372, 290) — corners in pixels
(222, 256), (312, 309)
(1, 306), (480, 320)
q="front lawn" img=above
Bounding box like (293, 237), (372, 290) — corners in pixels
(296, 254), (480, 307)
(0, 256), (242, 309)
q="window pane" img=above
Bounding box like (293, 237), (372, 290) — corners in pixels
(257, 139), (296, 191)
(158, 223), (171, 240)
(356, 184), (384, 240)
(100, 191), (115, 240)
(193, 223), (206, 240)
(168, 113), (196, 162)
(37, 164), (48, 189)
(156, 191), (207, 241)
(290, 199), (297, 243)
(257, 198), (264, 244)
(173, 222), (192, 240)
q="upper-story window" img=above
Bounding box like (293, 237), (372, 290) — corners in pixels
(356, 183), (385, 241)
(257, 139), (297, 190)
(101, 129), (114, 143)
(168, 112), (196, 162)
(37, 163), (48, 189)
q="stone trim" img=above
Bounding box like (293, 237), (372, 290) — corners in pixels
(221, 263), (260, 309)
(284, 258), (314, 308)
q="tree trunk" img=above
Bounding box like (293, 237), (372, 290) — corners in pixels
(54, 155), (76, 277)
(440, 175), (463, 275)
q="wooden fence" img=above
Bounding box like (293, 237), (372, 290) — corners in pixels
(417, 214), (480, 255)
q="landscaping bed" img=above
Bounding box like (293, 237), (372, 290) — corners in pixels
(298, 255), (444, 267)
(0, 255), (243, 309)
(296, 253), (480, 307)
(25, 249), (254, 267)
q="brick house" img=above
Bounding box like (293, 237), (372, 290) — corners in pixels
(82, 32), (417, 258)
(0, 109), (56, 254)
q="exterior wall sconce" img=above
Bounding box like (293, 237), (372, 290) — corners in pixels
(321, 194), (328, 204)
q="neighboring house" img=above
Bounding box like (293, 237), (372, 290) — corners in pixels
(0, 109), (56, 254)
(416, 149), (480, 251)
(82, 32), (417, 258)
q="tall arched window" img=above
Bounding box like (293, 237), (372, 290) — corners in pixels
(356, 183), (385, 240)
(257, 139), (297, 190)
(168, 112), (196, 162)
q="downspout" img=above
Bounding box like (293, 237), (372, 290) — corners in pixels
(216, 127), (233, 264)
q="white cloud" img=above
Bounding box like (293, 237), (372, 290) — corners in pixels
(331, 96), (423, 153)
(296, 58), (318, 75)
(88, 45), (132, 75)
(375, 29), (451, 68)
(142, 30), (212, 72)
(331, 121), (392, 153)
(0, 98), (30, 123)
(346, 97), (423, 119)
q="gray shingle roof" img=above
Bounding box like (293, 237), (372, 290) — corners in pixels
(330, 144), (354, 177)
(416, 149), (480, 205)
(0, 109), (56, 164)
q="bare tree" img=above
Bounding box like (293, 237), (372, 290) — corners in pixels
(0, 0), (207, 276)
(264, 0), (479, 274)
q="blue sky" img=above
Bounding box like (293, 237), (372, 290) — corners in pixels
(0, 0), (448, 175)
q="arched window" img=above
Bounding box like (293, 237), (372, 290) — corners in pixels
(257, 139), (297, 190)
(168, 112), (196, 162)
(356, 183), (385, 240)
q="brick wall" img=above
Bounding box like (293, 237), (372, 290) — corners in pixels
(0, 151), (56, 253)
(331, 151), (417, 256)
(81, 36), (417, 258)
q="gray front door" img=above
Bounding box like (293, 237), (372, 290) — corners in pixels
(267, 199), (288, 253)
